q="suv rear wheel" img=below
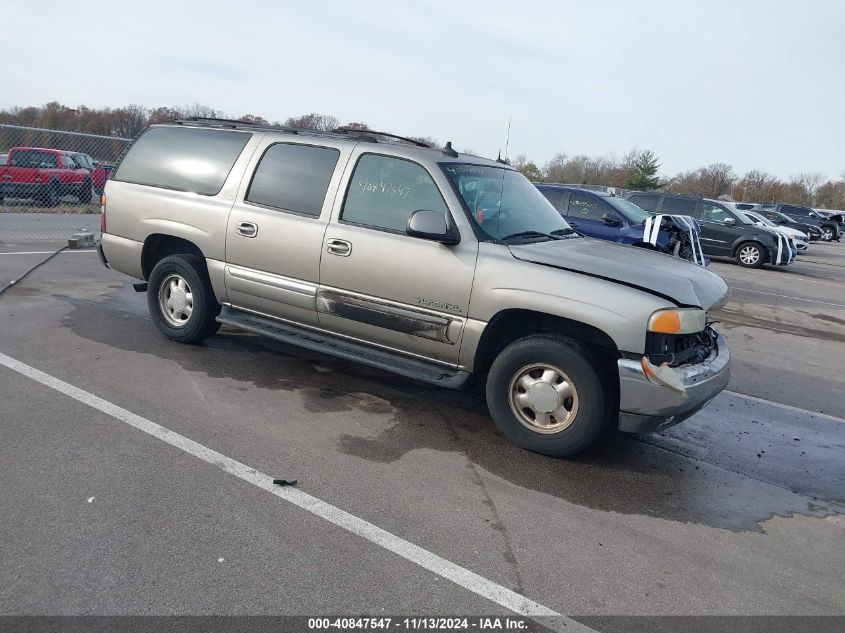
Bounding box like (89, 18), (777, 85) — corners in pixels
(485, 334), (609, 457)
(148, 254), (221, 344)
(736, 242), (765, 268)
(820, 226), (834, 241)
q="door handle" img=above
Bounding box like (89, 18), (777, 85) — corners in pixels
(236, 221), (258, 238)
(326, 238), (352, 257)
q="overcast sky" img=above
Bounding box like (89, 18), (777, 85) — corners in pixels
(4, 0), (844, 179)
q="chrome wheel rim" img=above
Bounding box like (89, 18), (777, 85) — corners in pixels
(739, 246), (760, 265)
(508, 363), (579, 434)
(158, 274), (193, 327)
(822, 228), (833, 240)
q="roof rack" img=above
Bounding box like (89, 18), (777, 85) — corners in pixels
(173, 118), (431, 148)
(333, 127), (431, 148)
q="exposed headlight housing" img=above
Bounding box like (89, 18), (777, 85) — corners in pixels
(648, 308), (706, 334)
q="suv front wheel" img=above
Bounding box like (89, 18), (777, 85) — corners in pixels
(148, 254), (221, 344)
(486, 335), (609, 457)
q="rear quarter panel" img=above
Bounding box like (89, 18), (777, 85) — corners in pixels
(102, 132), (264, 280)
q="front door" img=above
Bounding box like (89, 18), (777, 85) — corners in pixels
(318, 152), (477, 365)
(225, 140), (350, 326)
(698, 201), (741, 256)
(565, 192), (623, 242)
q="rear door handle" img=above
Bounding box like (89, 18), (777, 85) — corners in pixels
(326, 238), (352, 256)
(236, 221), (258, 238)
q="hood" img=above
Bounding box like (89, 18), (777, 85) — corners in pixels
(509, 238), (730, 310)
(771, 226), (805, 239)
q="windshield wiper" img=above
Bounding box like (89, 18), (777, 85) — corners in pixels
(550, 228), (577, 236)
(500, 230), (563, 242)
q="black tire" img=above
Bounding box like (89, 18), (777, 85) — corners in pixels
(820, 226), (834, 242)
(735, 241), (765, 268)
(40, 182), (59, 208)
(147, 254), (221, 344)
(76, 179), (92, 204)
(485, 334), (610, 457)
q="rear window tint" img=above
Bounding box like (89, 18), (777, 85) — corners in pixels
(246, 143), (339, 216)
(628, 194), (660, 213)
(661, 197), (697, 216)
(114, 127), (251, 195)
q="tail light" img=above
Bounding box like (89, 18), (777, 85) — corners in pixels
(100, 194), (107, 233)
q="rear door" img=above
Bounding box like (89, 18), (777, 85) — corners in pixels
(538, 188), (568, 215)
(225, 138), (351, 326)
(317, 151), (477, 365)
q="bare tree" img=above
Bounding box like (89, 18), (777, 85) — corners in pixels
(669, 163), (736, 198)
(791, 172), (825, 205)
(110, 105), (149, 138)
(284, 113), (340, 132)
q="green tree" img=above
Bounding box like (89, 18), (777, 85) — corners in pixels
(512, 154), (543, 182)
(625, 150), (664, 190)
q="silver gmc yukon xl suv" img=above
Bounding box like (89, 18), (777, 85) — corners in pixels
(99, 119), (730, 456)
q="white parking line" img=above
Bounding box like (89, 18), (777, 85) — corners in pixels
(730, 287), (845, 308)
(0, 351), (589, 633)
(0, 250), (96, 256)
(724, 390), (845, 424)
(711, 264), (844, 288)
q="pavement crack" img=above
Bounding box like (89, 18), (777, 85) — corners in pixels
(429, 401), (527, 595)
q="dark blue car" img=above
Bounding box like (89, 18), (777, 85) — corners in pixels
(535, 185), (705, 264)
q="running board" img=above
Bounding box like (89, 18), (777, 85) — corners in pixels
(216, 306), (471, 389)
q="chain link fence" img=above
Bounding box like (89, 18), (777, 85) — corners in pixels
(0, 124), (131, 243)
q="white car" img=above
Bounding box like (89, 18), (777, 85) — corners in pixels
(742, 211), (808, 252)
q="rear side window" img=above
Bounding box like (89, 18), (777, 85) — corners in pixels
(661, 197), (697, 216)
(628, 194), (660, 213)
(114, 127), (251, 195)
(539, 189), (565, 213)
(246, 143), (339, 217)
(11, 150), (57, 169)
(341, 154), (448, 232)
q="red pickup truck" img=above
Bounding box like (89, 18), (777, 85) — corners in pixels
(0, 147), (92, 206)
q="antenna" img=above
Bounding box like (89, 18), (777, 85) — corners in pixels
(504, 115), (512, 161)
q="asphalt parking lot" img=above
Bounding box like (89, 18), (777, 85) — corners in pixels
(1, 238), (843, 630)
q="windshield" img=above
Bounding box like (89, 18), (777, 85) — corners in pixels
(605, 196), (651, 224)
(745, 211), (775, 226)
(441, 164), (573, 240)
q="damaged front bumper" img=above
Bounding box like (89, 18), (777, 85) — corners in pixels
(617, 334), (730, 434)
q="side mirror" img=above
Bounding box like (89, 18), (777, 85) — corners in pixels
(723, 217), (736, 226)
(93, 160), (100, 167)
(601, 213), (622, 226)
(406, 209), (460, 245)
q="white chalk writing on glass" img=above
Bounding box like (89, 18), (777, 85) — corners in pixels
(357, 178), (411, 198)
(446, 165), (484, 175)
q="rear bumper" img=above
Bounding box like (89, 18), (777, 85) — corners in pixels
(617, 334), (730, 434)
